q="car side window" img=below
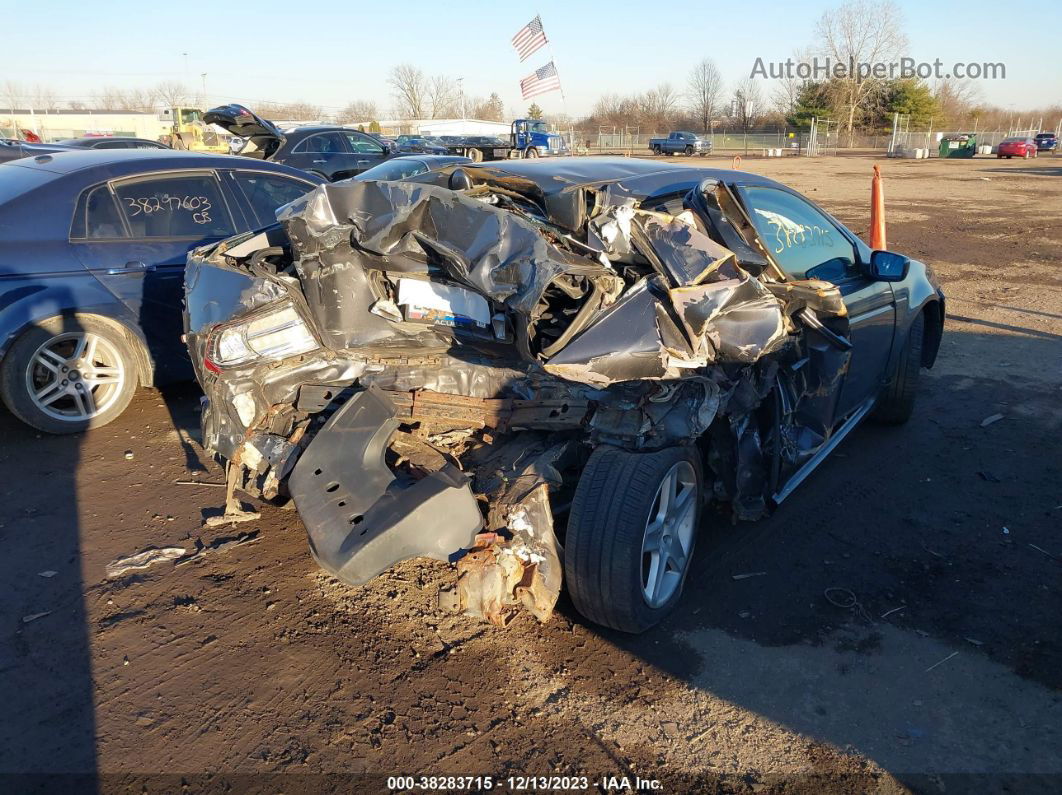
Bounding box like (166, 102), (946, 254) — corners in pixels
(70, 184), (127, 240)
(344, 132), (384, 155)
(94, 140), (128, 149)
(234, 171), (316, 226)
(740, 186), (857, 280)
(112, 172), (235, 239)
(292, 133), (344, 154)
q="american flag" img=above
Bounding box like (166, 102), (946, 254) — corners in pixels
(520, 61), (562, 99)
(511, 15), (548, 62)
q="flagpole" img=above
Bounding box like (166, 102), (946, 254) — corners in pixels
(540, 11), (568, 119)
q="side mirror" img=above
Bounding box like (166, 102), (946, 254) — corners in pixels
(867, 250), (910, 281)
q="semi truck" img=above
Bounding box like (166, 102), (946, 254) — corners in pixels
(511, 119), (568, 158)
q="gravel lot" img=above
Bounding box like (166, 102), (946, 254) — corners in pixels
(2, 154), (1059, 793)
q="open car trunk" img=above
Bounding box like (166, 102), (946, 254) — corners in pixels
(203, 103), (284, 159)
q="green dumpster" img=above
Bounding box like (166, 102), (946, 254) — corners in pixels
(939, 133), (977, 158)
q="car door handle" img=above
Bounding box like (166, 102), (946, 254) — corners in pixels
(106, 260), (156, 275)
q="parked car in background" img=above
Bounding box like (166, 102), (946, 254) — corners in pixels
(996, 137), (1039, 159)
(1034, 132), (1058, 153)
(0, 138), (75, 164)
(204, 104), (395, 181)
(0, 149), (324, 433)
(184, 157), (944, 633)
(352, 155), (471, 181)
(394, 136), (449, 155)
(55, 137), (170, 150)
(649, 131), (712, 156)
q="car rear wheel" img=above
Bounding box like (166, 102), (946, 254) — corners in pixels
(872, 311), (924, 425)
(0, 315), (140, 435)
(565, 445), (702, 633)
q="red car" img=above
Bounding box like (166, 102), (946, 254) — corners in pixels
(997, 137), (1038, 159)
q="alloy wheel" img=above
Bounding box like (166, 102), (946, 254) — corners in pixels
(25, 331), (126, 422)
(640, 460), (698, 607)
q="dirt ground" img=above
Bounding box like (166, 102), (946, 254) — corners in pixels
(1, 154), (1060, 794)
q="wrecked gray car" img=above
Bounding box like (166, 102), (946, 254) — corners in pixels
(183, 158), (944, 633)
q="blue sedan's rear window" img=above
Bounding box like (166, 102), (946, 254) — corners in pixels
(0, 163), (57, 208)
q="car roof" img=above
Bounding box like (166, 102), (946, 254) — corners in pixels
(464, 156), (785, 193)
(285, 125), (381, 137)
(57, 136), (162, 146)
(1, 149), (322, 181)
(391, 155), (468, 163)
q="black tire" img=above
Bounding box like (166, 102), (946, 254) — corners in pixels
(685, 145), (694, 156)
(653, 145), (662, 155)
(0, 315), (141, 435)
(565, 445), (703, 633)
(872, 311), (924, 425)
(523, 147), (539, 159)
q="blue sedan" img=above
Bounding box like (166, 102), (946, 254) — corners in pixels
(0, 149), (325, 433)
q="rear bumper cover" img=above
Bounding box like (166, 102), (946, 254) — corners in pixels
(287, 385), (483, 585)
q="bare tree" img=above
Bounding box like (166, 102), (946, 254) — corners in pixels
(770, 48), (812, 119)
(472, 92), (506, 122)
(932, 79), (981, 127)
(337, 100), (379, 124)
(732, 77), (764, 133)
(640, 83), (680, 132)
(389, 64), (427, 119)
(686, 58), (723, 134)
(427, 75), (461, 119)
(94, 86), (156, 112)
(815, 0), (907, 143)
(153, 81), (191, 108)
(2, 81), (25, 110)
(255, 101), (323, 121)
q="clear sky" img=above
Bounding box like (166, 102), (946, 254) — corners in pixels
(5, 0), (1060, 118)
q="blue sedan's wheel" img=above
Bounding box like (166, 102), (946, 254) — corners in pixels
(0, 315), (139, 434)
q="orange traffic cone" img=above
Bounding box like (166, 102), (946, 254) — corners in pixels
(870, 164), (886, 250)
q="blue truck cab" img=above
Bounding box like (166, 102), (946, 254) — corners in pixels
(511, 119), (568, 158)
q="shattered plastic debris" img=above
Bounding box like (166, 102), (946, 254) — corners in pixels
(106, 547), (187, 578)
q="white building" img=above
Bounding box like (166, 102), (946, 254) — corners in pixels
(1, 109), (168, 142)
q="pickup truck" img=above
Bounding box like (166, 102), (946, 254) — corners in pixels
(648, 131), (711, 156)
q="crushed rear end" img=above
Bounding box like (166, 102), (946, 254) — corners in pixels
(184, 167), (849, 625)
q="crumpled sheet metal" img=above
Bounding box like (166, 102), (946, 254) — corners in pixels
(544, 274), (788, 386)
(455, 484), (562, 625)
(279, 180), (584, 316)
(670, 274), (788, 363)
(275, 177), (804, 391)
